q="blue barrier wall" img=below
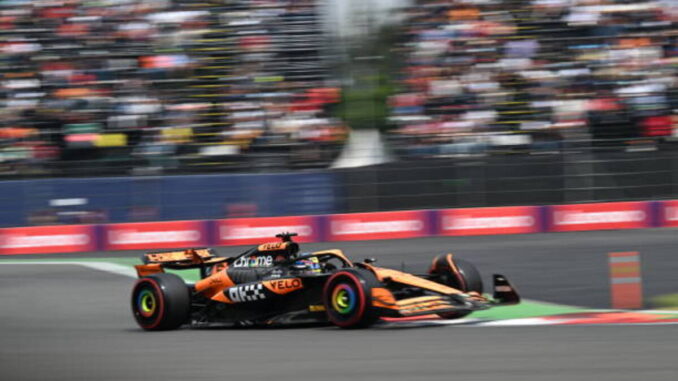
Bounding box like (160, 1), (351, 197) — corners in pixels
(0, 172), (337, 227)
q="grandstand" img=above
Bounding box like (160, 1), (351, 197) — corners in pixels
(0, 0), (345, 178)
(388, 0), (677, 157)
(0, 0), (676, 178)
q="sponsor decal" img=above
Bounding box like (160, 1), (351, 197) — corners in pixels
(216, 216), (318, 246)
(109, 230), (201, 245)
(439, 206), (540, 236)
(258, 242), (286, 251)
(268, 269), (284, 279)
(554, 211), (645, 225)
(327, 211), (430, 241)
(659, 200), (678, 227)
(262, 278), (303, 294)
(232, 255), (273, 268)
(0, 234), (90, 248)
(227, 283), (265, 303)
(103, 221), (208, 250)
(0, 225), (95, 255)
(549, 202), (650, 232)
(667, 207), (678, 221)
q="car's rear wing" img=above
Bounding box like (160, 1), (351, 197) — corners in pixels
(135, 248), (228, 278)
(143, 248), (220, 265)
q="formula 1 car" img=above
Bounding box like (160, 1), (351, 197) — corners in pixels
(131, 233), (520, 330)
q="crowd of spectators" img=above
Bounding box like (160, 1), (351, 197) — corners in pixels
(0, 0), (346, 177)
(388, 0), (677, 158)
(2, 0), (677, 174)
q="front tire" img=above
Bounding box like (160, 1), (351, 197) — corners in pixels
(430, 255), (484, 319)
(323, 269), (379, 328)
(131, 273), (191, 331)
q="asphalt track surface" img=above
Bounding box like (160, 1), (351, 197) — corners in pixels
(1, 229), (677, 381)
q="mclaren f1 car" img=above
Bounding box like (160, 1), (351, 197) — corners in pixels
(131, 233), (520, 330)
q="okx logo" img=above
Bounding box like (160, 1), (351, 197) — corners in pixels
(228, 283), (266, 303)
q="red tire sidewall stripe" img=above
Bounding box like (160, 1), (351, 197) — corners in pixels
(323, 272), (367, 327)
(133, 278), (165, 330)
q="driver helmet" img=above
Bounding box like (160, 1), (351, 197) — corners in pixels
(294, 257), (321, 273)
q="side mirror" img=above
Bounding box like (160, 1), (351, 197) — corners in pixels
(363, 258), (376, 264)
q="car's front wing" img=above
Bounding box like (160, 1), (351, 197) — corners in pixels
(371, 273), (520, 318)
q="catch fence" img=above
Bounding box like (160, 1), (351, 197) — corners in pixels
(1, 138), (678, 228)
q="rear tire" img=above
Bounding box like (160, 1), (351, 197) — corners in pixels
(430, 256), (484, 319)
(131, 273), (191, 331)
(323, 269), (380, 328)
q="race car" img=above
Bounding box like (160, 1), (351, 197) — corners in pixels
(131, 232), (520, 330)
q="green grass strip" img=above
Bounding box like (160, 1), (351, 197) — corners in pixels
(650, 293), (678, 311)
(471, 300), (584, 320)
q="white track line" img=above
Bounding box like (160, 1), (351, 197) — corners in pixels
(0, 261), (137, 278)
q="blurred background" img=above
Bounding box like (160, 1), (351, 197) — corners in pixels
(0, 0), (675, 226)
(1, 4), (678, 378)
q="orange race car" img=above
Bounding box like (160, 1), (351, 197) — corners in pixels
(131, 232), (520, 330)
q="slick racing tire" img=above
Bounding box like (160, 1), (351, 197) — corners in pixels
(430, 256), (484, 320)
(131, 273), (191, 331)
(323, 269), (379, 329)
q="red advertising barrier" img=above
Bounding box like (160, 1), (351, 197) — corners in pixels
(549, 202), (651, 232)
(3, 200), (674, 255)
(103, 220), (208, 251)
(0, 225), (96, 255)
(439, 206), (541, 236)
(216, 216), (319, 246)
(658, 200), (678, 227)
(327, 210), (430, 241)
